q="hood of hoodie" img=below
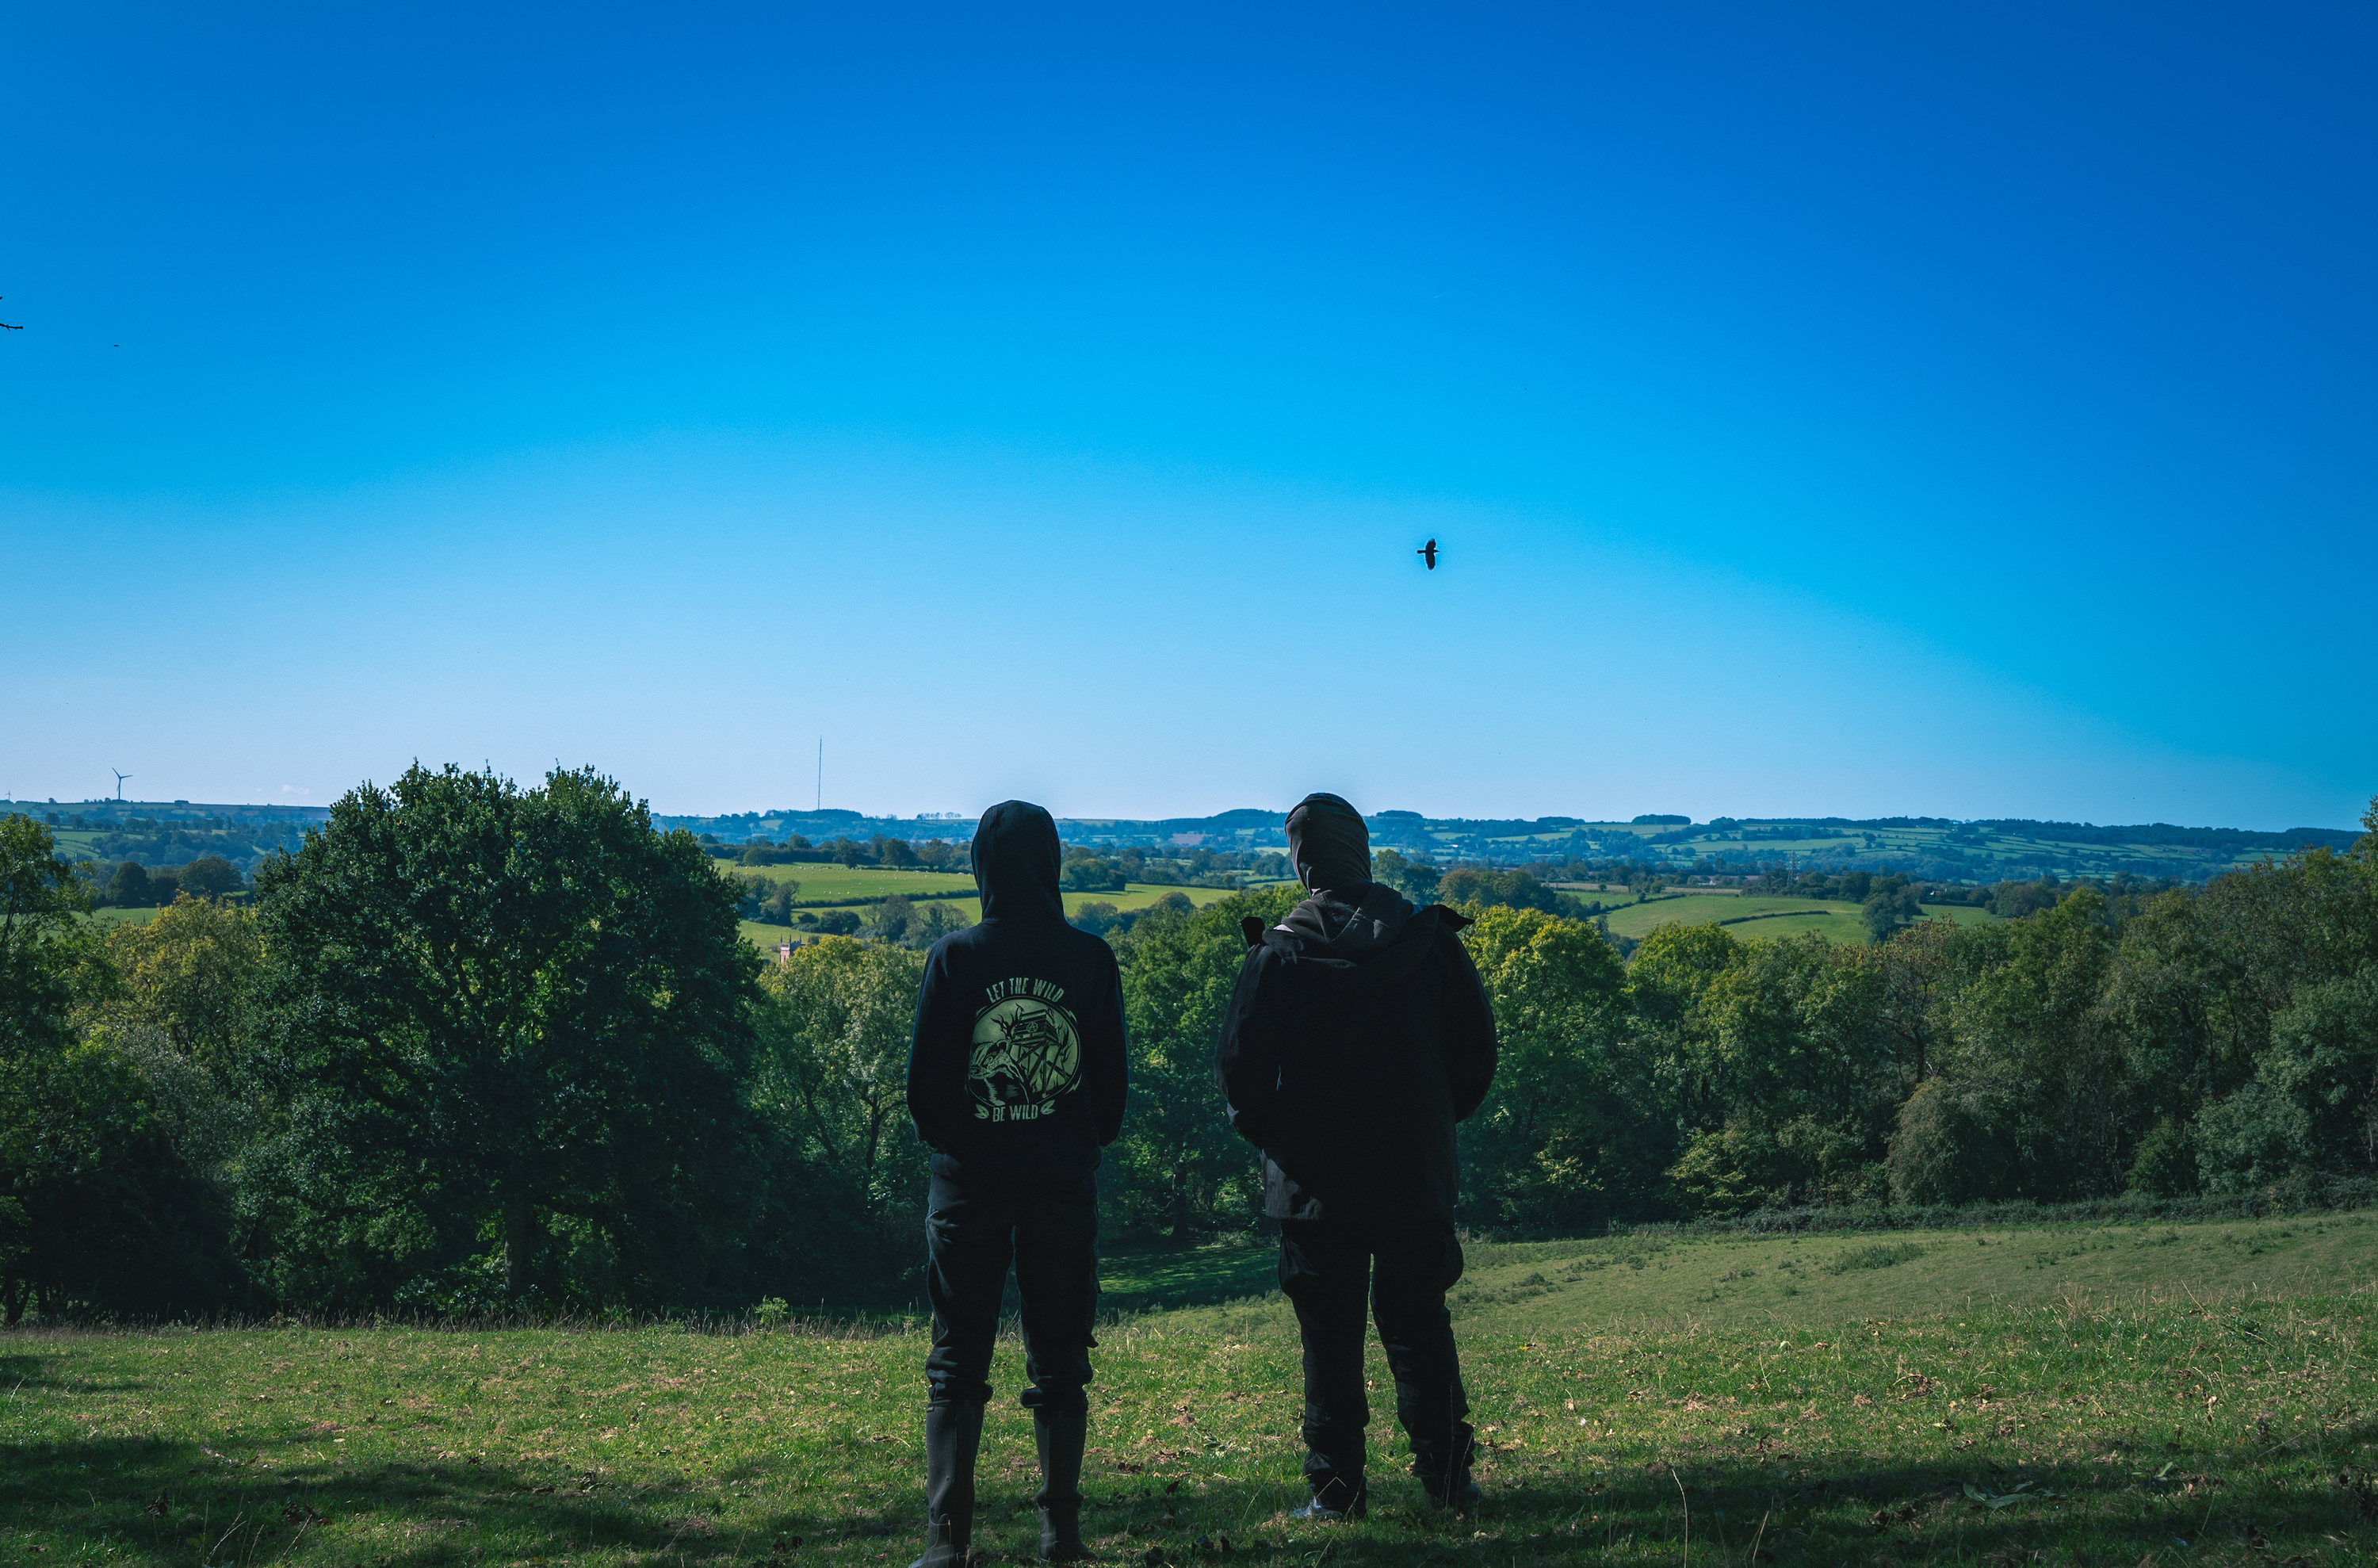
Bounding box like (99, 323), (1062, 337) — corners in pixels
(972, 800), (1065, 923)
(1279, 880), (1413, 958)
(1285, 792), (1371, 891)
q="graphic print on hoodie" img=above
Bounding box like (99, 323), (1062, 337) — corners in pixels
(908, 801), (1127, 1181)
(968, 977), (1081, 1123)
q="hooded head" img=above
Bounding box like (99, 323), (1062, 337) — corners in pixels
(973, 800), (1065, 922)
(1285, 793), (1372, 892)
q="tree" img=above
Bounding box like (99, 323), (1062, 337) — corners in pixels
(1, 814), (97, 1070)
(1933, 889), (2123, 1199)
(1061, 853), (1126, 893)
(1439, 867), (1562, 914)
(1108, 888), (1300, 1237)
(2, 816), (238, 1321)
(1455, 906), (1643, 1228)
(178, 855), (243, 899)
(1669, 933), (1893, 1210)
(1370, 850), (1443, 905)
(1861, 881), (1922, 943)
(254, 765), (763, 1311)
(106, 860), (155, 908)
(753, 937), (926, 1210)
(868, 894), (916, 943)
(94, 894), (264, 1066)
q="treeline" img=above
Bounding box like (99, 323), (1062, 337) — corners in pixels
(88, 855), (247, 908)
(708, 832), (1289, 893)
(5, 773), (2374, 1325)
(708, 833), (965, 870)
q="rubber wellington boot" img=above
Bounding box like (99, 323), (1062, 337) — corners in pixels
(908, 1402), (984, 1568)
(1033, 1409), (1090, 1561)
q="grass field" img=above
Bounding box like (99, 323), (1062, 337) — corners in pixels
(1596, 894), (1999, 945)
(85, 906), (164, 930)
(737, 884), (1247, 950)
(718, 865), (977, 901)
(13, 1210), (2378, 1566)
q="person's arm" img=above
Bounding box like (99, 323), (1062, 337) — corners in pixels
(1213, 947), (1283, 1148)
(906, 945), (972, 1152)
(1434, 925), (1498, 1121)
(1086, 943), (1129, 1146)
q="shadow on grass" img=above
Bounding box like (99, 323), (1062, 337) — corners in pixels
(1098, 1242), (1281, 1318)
(2, 1431), (917, 1567)
(13, 1424), (2378, 1566)
(1050, 1432), (2378, 1566)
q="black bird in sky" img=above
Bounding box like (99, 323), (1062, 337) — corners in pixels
(1417, 538), (1439, 569)
(0, 296), (21, 331)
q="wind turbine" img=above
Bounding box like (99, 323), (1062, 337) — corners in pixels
(112, 769), (132, 802)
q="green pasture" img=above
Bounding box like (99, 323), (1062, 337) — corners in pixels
(87, 905), (164, 930)
(15, 1209), (2378, 1565)
(1596, 895), (1996, 944)
(715, 863), (977, 901)
(738, 883), (1244, 950)
(1126, 1211), (2378, 1342)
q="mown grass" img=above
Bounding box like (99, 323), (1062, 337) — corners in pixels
(14, 1212), (2378, 1565)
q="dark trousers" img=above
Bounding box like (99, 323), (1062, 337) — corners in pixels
(923, 1168), (1099, 1412)
(1278, 1214), (1473, 1492)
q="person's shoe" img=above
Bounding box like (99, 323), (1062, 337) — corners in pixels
(1421, 1474), (1481, 1509)
(1033, 1409), (1090, 1561)
(908, 1402), (984, 1568)
(1288, 1480), (1367, 1520)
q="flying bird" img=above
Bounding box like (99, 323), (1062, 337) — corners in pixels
(0, 296), (18, 330)
(1416, 538), (1439, 569)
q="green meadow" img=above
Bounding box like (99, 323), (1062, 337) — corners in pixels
(721, 865), (977, 901)
(736, 884), (1247, 950)
(1595, 893), (2000, 945)
(14, 1209), (2378, 1566)
(85, 905), (165, 930)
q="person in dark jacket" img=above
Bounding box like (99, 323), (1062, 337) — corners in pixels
(1214, 793), (1497, 1520)
(905, 801), (1127, 1566)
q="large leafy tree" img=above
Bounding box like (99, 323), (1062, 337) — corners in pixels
(1, 813), (94, 1061)
(94, 894), (265, 1066)
(1109, 886), (1300, 1238)
(254, 765), (763, 1311)
(1455, 905), (1641, 1230)
(2, 814), (231, 1321)
(755, 936), (927, 1208)
(1669, 932), (1893, 1210)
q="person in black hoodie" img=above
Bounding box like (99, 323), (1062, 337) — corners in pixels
(905, 801), (1127, 1566)
(1214, 793), (1497, 1520)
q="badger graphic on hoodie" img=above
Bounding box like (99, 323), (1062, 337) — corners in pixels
(908, 801), (1127, 1180)
(969, 979), (1083, 1122)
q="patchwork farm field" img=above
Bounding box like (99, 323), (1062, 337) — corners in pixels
(14, 1210), (2378, 1566)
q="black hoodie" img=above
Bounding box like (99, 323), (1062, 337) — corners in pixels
(906, 801), (1128, 1184)
(1214, 882), (1497, 1221)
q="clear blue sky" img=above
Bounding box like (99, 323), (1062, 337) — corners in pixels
(5, 3), (2370, 828)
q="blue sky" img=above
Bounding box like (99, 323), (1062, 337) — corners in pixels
(4, 3), (2370, 828)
